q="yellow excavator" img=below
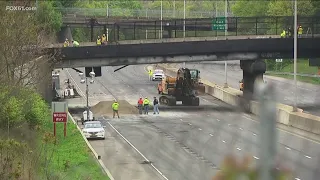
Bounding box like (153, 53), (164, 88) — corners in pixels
(157, 68), (205, 106)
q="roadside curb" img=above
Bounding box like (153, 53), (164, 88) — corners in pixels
(68, 112), (115, 180)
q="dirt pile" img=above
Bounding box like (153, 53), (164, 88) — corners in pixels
(91, 100), (138, 116)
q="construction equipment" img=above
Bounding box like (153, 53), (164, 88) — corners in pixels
(157, 68), (205, 106)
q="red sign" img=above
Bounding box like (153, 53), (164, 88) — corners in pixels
(53, 112), (67, 123)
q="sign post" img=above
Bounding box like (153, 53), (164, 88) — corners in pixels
(212, 17), (226, 31)
(53, 112), (68, 137)
(52, 102), (68, 138)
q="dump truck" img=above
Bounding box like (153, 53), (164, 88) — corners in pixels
(157, 68), (205, 106)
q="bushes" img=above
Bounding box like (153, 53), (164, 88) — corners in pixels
(0, 87), (49, 130)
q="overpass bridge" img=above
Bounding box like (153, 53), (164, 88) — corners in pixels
(53, 15), (320, 100)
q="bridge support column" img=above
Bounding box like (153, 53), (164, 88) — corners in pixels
(240, 60), (266, 111)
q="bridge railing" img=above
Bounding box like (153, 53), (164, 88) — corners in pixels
(90, 16), (320, 42)
(61, 15), (320, 42)
(57, 8), (233, 19)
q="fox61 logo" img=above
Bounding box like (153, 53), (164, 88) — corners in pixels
(6, 6), (36, 11)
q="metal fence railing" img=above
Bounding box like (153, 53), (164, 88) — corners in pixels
(57, 8), (233, 19)
(63, 16), (320, 42)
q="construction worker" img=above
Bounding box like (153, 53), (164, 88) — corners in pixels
(287, 27), (292, 38)
(137, 97), (143, 114)
(101, 34), (107, 45)
(157, 83), (163, 94)
(280, 29), (286, 38)
(148, 69), (153, 81)
(298, 25), (303, 37)
(96, 36), (101, 46)
(63, 38), (69, 47)
(153, 97), (159, 114)
(143, 97), (150, 114)
(72, 40), (79, 47)
(112, 100), (120, 118)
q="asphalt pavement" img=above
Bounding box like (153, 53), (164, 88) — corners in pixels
(180, 62), (320, 116)
(66, 65), (320, 180)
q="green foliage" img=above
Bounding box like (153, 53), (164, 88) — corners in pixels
(36, 1), (62, 33)
(0, 87), (49, 129)
(231, 0), (269, 17)
(36, 117), (110, 180)
(267, 0), (315, 16)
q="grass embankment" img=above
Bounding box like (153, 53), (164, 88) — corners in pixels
(38, 115), (110, 180)
(267, 60), (320, 85)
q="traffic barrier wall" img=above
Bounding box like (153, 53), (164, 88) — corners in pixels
(158, 64), (320, 136)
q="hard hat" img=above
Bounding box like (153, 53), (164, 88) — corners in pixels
(145, 97), (148, 99)
(66, 38), (68, 40)
(103, 34), (105, 36)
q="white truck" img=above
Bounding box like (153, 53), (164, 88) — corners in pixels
(81, 110), (95, 124)
(152, 69), (165, 81)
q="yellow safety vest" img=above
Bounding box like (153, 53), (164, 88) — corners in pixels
(298, 27), (303, 35)
(97, 39), (101, 45)
(143, 99), (150, 105)
(280, 30), (286, 37)
(101, 36), (106, 42)
(112, 102), (119, 110)
(63, 41), (69, 47)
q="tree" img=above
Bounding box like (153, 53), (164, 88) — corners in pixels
(231, 0), (270, 17)
(36, 1), (63, 33)
(267, 0), (315, 16)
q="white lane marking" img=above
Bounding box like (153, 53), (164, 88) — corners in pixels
(188, 123), (192, 125)
(222, 140), (226, 143)
(198, 128), (202, 131)
(253, 156), (259, 160)
(180, 119), (183, 121)
(252, 133), (257, 136)
(202, 98), (209, 102)
(236, 147), (241, 151)
(216, 119), (220, 122)
(242, 115), (256, 122)
(285, 147), (291, 150)
(242, 114), (320, 145)
(305, 155), (312, 159)
(107, 121), (169, 180)
(207, 114), (210, 117)
(295, 178), (301, 180)
(228, 124), (231, 126)
(209, 134), (214, 136)
(239, 127), (243, 130)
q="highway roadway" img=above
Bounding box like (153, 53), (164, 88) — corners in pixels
(66, 65), (320, 180)
(180, 61), (320, 116)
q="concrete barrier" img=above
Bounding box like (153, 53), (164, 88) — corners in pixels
(157, 64), (320, 136)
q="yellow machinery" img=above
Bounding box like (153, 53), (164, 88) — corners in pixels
(157, 68), (205, 106)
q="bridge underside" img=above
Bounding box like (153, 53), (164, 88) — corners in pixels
(55, 52), (297, 68)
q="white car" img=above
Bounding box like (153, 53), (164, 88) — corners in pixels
(82, 121), (106, 139)
(152, 69), (165, 81)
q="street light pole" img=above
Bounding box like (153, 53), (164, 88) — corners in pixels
(86, 77), (89, 121)
(106, 4), (109, 41)
(224, 0), (228, 88)
(183, 0), (186, 38)
(160, 0), (163, 39)
(293, 0), (298, 111)
(183, 0), (186, 68)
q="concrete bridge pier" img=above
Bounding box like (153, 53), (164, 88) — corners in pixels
(57, 26), (73, 43)
(240, 60), (266, 111)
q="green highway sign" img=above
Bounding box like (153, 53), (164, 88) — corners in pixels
(212, 17), (226, 31)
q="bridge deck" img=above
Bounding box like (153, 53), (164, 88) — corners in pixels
(51, 35), (280, 48)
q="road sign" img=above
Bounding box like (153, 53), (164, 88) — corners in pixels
(53, 112), (67, 122)
(212, 17), (226, 31)
(276, 59), (283, 63)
